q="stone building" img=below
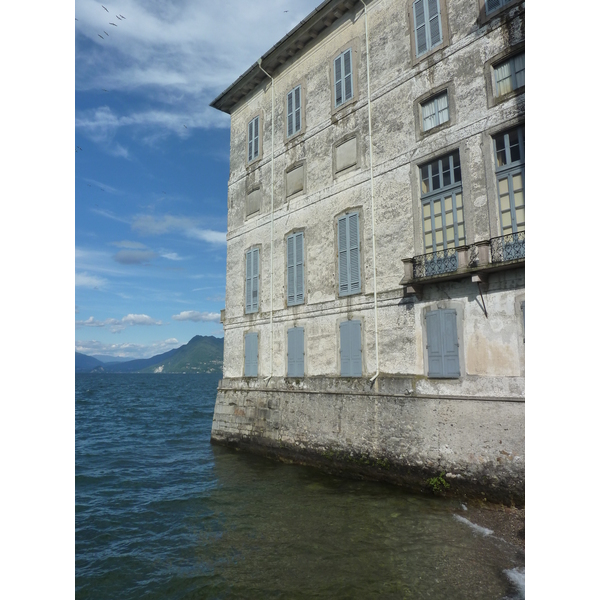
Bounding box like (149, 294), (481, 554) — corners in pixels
(210, 0), (525, 505)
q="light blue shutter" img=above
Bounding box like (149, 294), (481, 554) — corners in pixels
(248, 119), (254, 162)
(294, 86), (301, 132)
(425, 310), (443, 377)
(348, 213), (360, 294)
(245, 250), (252, 312)
(334, 55), (343, 106)
(251, 248), (259, 312)
(253, 117), (259, 160)
(287, 232), (304, 306)
(426, 309), (459, 378)
(414, 0), (428, 56)
(441, 309), (460, 377)
(287, 91), (294, 137)
(343, 49), (353, 103)
(244, 332), (258, 377)
(428, 0), (441, 48)
(338, 213), (361, 296)
(340, 320), (361, 377)
(287, 327), (304, 377)
(486, 0), (503, 14)
(338, 215), (349, 295)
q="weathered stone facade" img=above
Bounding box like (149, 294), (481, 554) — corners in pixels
(210, 0), (525, 505)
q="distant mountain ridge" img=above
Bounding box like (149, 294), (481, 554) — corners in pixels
(75, 335), (223, 374)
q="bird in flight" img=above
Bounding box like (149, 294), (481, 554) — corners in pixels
(116, 15), (122, 20)
(102, 5), (109, 12)
(98, 34), (104, 39)
(104, 31), (109, 36)
(102, 88), (108, 91)
(184, 125), (188, 129)
(119, 14), (126, 19)
(109, 22), (117, 26)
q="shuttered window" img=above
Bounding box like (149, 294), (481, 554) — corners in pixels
(287, 327), (304, 377)
(334, 49), (353, 107)
(494, 53), (524, 97)
(486, 0), (511, 14)
(248, 116), (259, 162)
(338, 212), (361, 296)
(340, 320), (362, 377)
(425, 309), (460, 378)
(244, 332), (258, 377)
(422, 91), (449, 132)
(286, 231), (304, 306)
(287, 85), (301, 137)
(413, 0), (442, 58)
(245, 248), (260, 313)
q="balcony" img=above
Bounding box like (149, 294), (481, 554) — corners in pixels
(401, 231), (524, 293)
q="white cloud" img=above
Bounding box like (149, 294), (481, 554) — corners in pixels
(172, 310), (220, 323)
(76, 272), (108, 288)
(161, 252), (185, 260)
(75, 316), (125, 332)
(112, 240), (148, 249)
(75, 0), (322, 143)
(186, 228), (226, 244)
(75, 337), (181, 359)
(131, 213), (226, 245)
(121, 313), (163, 326)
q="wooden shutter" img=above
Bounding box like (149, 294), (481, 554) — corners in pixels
(486, 0), (503, 13)
(253, 116), (259, 160)
(287, 232), (304, 306)
(287, 327), (304, 377)
(334, 55), (343, 106)
(426, 309), (459, 378)
(414, 0), (428, 56)
(287, 91), (294, 137)
(294, 86), (301, 132)
(343, 49), (353, 103)
(248, 119), (254, 162)
(428, 0), (441, 48)
(246, 248), (259, 313)
(441, 309), (460, 377)
(244, 332), (258, 377)
(340, 320), (362, 377)
(338, 212), (361, 296)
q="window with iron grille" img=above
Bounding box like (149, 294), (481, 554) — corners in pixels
(493, 126), (524, 237)
(493, 53), (524, 98)
(421, 91), (449, 132)
(420, 151), (465, 257)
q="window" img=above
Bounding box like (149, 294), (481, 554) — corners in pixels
(334, 49), (353, 107)
(287, 86), (301, 137)
(244, 332), (258, 377)
(485, 0), (513, 15)
(340, 320), (362, 377)
(493, 53), (524, 98)
(286, 232), (304, 306)
(422, 91), (449, 132)
(413, 0), (442, 57)
(287, 327), (304, 377)
(493, 126), (525, 258)
(248, 116), (259, 162)
(425, 309), (459, 378)
(245, 248), (260, 313)
(420, 151), (465, 274)
(337, 212), (361, 296)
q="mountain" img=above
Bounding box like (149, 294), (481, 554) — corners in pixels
(76, 352), (104, 372)
(76, 336), (223, 374)
(89, 355), (132, 364)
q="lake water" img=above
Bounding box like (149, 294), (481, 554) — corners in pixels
(76, 373), (525, 599)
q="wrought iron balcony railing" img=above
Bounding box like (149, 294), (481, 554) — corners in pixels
(490, 231), (525, 263)
(413, 248), (458, 278)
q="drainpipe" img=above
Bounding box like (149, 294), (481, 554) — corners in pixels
(258, 58), (275, 384)
(359, 0), (380, 389)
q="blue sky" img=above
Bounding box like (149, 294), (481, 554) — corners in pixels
(75, 0), (324, 359)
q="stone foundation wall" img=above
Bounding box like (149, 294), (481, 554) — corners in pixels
(211, 376), (525, 506)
